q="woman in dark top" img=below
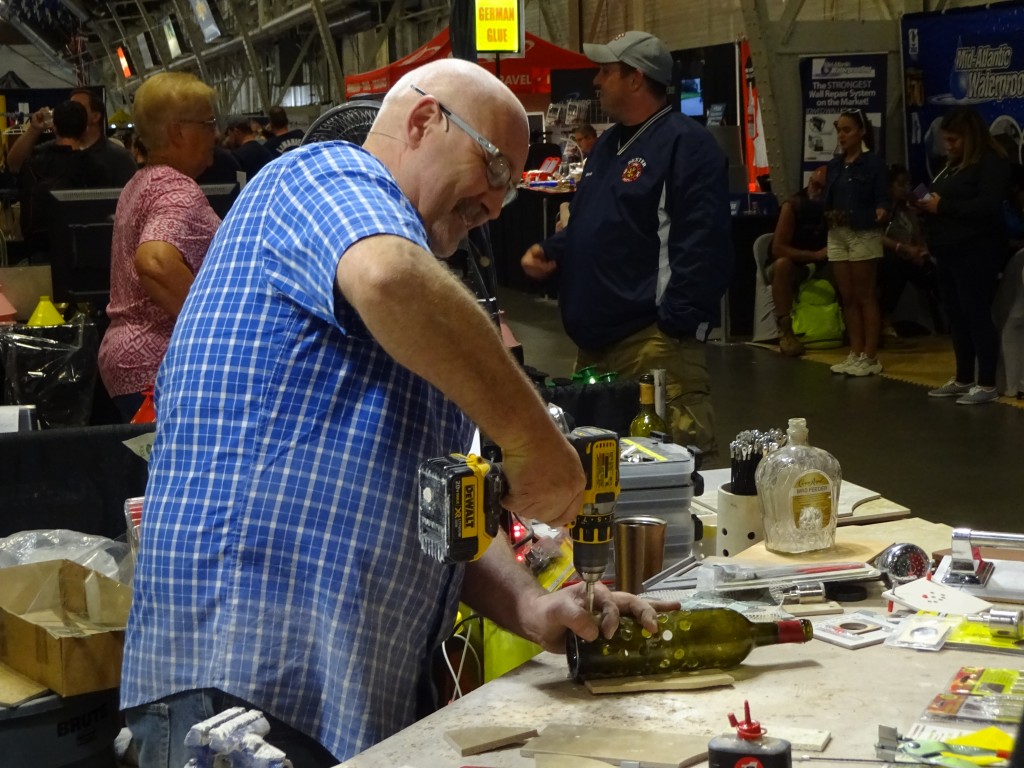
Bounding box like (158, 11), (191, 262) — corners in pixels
(823, 109), (889, 377)
(918, 106), (1009, 405)
(880, 164), (940, 336)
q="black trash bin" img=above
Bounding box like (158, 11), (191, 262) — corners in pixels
(0, 688), (119, 768)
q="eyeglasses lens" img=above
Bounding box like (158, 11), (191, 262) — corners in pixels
(487, 156), (516, 206)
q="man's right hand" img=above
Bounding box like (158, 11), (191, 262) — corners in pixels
(500, 432), (585, 529)
(521, 243), (557, 280)
(7, 107), (48, 174)
(28, 108), (49, 131)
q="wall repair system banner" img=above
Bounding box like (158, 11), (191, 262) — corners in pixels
(800, 53), (888, 185)
(902, 3), (1024, 184)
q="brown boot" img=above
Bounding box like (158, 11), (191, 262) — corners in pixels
(778, 315), (804, 357)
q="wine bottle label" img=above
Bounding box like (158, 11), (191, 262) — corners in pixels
(788, 471), (833, 529)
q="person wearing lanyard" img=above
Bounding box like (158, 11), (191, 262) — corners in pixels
(520, 31), (733, 465)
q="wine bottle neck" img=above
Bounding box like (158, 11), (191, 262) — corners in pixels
(639, 382), (655, 405)
(752, 619), (813, 647)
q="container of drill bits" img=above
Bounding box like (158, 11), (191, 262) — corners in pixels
(729, 428), (785, 496)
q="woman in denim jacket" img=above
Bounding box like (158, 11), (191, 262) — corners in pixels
(823, 109), (890, 376)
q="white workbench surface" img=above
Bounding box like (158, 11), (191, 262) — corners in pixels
(337, 517), (1010, 768)
(337, 638), (993, 768)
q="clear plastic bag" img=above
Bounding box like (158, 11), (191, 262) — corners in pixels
(0, 528), (133, 584)
(0, 315), (99, 427)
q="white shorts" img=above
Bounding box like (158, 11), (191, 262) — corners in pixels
(828, 227), (883, 262)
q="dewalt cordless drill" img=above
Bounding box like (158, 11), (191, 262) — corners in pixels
(418, 427), (620, 612)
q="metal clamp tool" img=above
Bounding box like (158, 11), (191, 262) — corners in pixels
(941, 528), (1024, 586)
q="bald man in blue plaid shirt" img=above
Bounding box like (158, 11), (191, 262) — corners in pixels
(121, 59), (671, 767)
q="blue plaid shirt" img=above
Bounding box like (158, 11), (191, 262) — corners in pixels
(121, 142), (474, 761)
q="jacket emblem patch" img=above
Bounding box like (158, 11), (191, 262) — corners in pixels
(622, 157), (646, 182)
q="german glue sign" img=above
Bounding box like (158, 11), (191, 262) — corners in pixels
(475, 0), (524, 55)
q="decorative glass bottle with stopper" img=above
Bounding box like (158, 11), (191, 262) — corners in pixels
(755, 417), (841, 554)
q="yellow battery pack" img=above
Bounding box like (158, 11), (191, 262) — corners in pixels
(418, 453), (503, 563)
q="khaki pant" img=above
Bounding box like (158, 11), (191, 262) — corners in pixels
(576, 324), (719, 466)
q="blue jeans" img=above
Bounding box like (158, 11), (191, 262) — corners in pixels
(124, 689), (338, 768)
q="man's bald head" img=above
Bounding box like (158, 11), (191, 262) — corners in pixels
(366, 60), (529, 257)
(380, 59), (526, 137)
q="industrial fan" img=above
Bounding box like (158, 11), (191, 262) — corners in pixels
(300, 100), (382, 146)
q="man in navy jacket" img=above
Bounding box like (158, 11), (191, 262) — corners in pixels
(521, 31), (733, 463)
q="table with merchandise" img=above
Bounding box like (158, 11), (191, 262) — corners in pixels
(337, 519), (1024, 768)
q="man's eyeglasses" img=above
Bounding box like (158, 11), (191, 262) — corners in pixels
(410, 84), (517, 207)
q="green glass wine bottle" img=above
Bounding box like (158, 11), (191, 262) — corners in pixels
(629, 373), (668, 437)
(567, 608), (813, 682)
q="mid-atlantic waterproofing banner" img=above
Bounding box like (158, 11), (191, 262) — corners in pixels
(902, 3), (1024, 183)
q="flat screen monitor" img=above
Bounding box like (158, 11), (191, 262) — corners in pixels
(47, 188), (121, 303)
(200, 183), (240, 219)
(47, 184), (239, 302)
(679, 78), (703, 118)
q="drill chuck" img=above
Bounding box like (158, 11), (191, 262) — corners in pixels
(571, 503), (615, 577)
(567, 428), (620, 586)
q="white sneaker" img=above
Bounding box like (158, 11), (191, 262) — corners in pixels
(846, 355), (883, 377)
(955, 386), (999, 405)
(928, 379), (973, 398)
(830, 352), (858, 374)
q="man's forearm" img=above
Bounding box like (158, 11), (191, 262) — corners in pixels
(7, 126), (41, 174)
(461, 534), (547, 640)
(336, 235), (560, 455)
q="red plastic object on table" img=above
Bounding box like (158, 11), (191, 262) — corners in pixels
(131, 387), (156, 424)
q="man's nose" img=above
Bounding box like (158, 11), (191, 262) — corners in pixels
(481, 191), (504, 221)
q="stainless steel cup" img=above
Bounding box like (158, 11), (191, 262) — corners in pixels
(614, 516), (667, 594)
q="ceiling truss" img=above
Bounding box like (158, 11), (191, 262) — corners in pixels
(1, 0), (456, 111)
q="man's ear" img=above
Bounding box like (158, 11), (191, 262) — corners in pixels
(405, 96), (441, 149)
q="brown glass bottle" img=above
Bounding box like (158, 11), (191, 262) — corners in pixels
(568, 608), (812, 682)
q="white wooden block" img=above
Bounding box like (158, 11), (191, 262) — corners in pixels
(443, 725), (538, 757)
(769, 726), (832, 752)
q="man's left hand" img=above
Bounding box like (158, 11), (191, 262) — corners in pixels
(517, 582), (680, 654)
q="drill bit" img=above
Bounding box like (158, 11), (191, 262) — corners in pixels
(586, 580), (595, 614)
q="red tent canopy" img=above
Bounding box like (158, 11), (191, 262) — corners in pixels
(344, 28), (593, 98)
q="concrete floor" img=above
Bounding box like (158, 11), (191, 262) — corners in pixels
(498, 286), (1024, 534)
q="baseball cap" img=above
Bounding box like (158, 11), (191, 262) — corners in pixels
(583, 31), (673, 86)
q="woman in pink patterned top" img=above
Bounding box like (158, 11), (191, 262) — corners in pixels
(99, 72), (223, 420)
